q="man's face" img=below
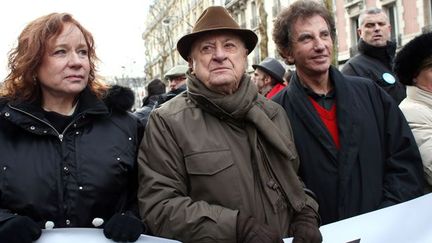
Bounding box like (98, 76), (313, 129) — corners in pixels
(252, 68), (270, 94)
(188, 31), (248, 95)
(168, 75), (186, 91)
(358, 12), (391, 47)
(284, 15), (333, 79)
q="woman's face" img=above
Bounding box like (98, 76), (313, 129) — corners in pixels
(415, 66), (432, 92)
(37, 22), (90, 100)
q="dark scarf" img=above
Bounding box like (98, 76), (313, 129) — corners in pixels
(187, 73), (306, 211)
(357, 38), (396, 68)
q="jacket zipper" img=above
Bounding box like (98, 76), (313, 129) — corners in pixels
(8, 105), (82, 142)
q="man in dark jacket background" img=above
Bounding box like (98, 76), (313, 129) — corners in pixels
(134, 78), (166, 126)
(272, 0), (424, 225)
(341, 8), (406, 104)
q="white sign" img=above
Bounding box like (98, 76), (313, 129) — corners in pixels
(284, 193), (432, 243)
(36, 228), (180, 243)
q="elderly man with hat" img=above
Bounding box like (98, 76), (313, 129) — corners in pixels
(395, 32), (432, 192)
(252, 57), (287, 99)
(137, 5), (322, 243)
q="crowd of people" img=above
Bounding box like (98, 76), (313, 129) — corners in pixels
(0, 0), (430, 242)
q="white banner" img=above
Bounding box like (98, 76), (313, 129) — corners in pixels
(284, 192), (432, 243)
(35, 193), (432, 243)
(36, 228), (180, 243)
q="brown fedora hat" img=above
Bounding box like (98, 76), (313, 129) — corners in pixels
(176, 6), (258, 61)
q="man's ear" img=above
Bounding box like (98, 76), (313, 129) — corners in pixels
(264, 74), (272, 85)
(187, 57), (194, 73)
(283, 49), (295, 65)
(357, 28), (362, 38)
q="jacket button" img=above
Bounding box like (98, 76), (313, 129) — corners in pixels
(128, 137), (132, 141)
(63, 166), (69, 174)
(78, 186), (83, 190)
(30, 126), (35, 130)
(75, 131), (80, 135)
(2, 166), (7, 171)
(4, 112), (9, 117)
(66, 219), (71, 225)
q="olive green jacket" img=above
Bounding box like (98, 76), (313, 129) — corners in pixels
(138, 76), (318, 242)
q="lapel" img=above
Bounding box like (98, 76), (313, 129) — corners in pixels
(287, 72), (339, 161)
(329, 68), (362, 185)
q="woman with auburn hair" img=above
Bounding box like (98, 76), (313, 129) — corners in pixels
(0, 13), (144, 243)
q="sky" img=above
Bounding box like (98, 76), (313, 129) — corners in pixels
(0, 0), (151, 80)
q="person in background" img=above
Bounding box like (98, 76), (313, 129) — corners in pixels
(341, 8), (406, 104)
(252, 57), (286, 99)
(272, 0), (424, 225)
(138, 6), (322, 243)
(163, 64), (188, 99)
(134, 78), (166, 126)
(395, 32), (432, 192)
(0, 13), (144, 243)
(284, 69), (293, 85)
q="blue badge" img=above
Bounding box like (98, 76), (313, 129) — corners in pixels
(382, 73), (396, 84)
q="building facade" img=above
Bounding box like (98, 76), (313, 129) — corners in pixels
(142, 0), (432, 79)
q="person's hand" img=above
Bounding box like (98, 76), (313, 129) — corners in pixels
(290, 206), (322, 243)
(236, 212), (283, 243)
(0, 215), (41, 243)
(103, 212), (144, 242)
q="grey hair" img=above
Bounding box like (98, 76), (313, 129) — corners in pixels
(358, 8), (388, 26)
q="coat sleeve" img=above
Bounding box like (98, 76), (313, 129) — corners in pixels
(376, 86), (425, 207)
(137, 111), (237, 242)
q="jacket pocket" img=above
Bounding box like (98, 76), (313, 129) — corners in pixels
(184, 149), (241, 206)
(185, 150), (233, 175)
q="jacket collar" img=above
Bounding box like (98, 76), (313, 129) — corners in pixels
(6, 86), (108, 121)
(288, 67), (362, 161)
(406, 86), (432, 107)
(357, 38), (396, 67)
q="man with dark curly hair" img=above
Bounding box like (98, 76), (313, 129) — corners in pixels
(272, 0), (424, 225)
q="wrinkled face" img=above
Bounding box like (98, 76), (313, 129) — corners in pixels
(37, 23), (90, 100)
(284, 15), (333, 78)
(252, 68), (269, 93)
(168, 75), (187, 91)
(189, 32), (248, 95)
(358, 12), (391, 47)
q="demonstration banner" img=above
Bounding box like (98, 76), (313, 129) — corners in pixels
(285, 192), (432, 243)
(35, 193), (432, 243)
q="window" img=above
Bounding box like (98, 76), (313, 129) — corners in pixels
(349, 15), (359, 56)
(383, 4), (399, 44)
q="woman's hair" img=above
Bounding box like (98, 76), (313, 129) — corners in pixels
(0, 12), (108, 101)
(273, 0), (336, 64)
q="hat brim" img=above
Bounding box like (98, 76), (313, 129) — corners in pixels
(177, 28), (258, 61)
(252, 64), (285, 84)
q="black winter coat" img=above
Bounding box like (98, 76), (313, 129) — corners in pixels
(273, 67), (424, 224)
(341, 39), (406, 104)
(0, 86), (143, 228)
